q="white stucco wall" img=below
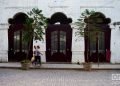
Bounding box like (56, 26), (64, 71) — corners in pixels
(71, 24), (84, 63)
(0, 24), (8, 62)
(111, 27), (120, 63)
(0, 0), (120, 63)
(1, 0), (116, 23)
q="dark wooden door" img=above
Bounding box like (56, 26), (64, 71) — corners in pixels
(8, 25), (33, 62)
(84, 12), (111, 63)
(46, 25), (72, 62)
(8, 13), (33, 62)
(89, 31), (106, 62)
(8, 26), (26, 61)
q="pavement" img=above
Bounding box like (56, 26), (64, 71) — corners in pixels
(0, 68), (120, 86)
(0, 62), (120, 70)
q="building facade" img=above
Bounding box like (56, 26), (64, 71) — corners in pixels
(0, 0), (120, 63)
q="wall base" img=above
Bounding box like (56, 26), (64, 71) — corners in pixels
(0, 50), (8, 62)
(72, 51), (84, 63)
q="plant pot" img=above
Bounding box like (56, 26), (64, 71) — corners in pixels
(21, 61), (31, 70)
(83, 62), (92, 71)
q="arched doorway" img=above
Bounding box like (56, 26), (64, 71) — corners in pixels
(8, 12), (33, 62)
(46, 12), (72, 62)
(84, 12), (111, 63)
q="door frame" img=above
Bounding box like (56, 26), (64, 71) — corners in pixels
(8, 12), (33, 62)
(46, 12), (72, 62)
(84, 12), (111, 63)
(46, 24), (72, 62)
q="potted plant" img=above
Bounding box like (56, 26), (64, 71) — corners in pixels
(21, 60), (31, 70)
(21, 8), (47, 70)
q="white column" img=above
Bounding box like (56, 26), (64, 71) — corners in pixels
(0, 24), (9, 62)
(71, 24), (85, 63)
(111, 27), (120, 63)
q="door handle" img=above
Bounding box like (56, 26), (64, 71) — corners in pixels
(10, 48), (13, 50)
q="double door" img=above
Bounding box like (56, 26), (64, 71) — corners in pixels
(8, 25), (32, 62)
(89, 32), (106, 62)
(46, 25), (72, 62)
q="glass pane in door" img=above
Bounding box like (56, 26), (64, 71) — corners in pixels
(89, 32), (96, 55)
(51, 31), (58, 55)
(98, 32), (105, 52)
(98, 32), (105, 61)
(14, 31), (20, 52)
(22, 31), (28, 53)
(60, 31), (66, 54)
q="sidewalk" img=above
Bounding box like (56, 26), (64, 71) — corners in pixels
(0, 62), (120, 70)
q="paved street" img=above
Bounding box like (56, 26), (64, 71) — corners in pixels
(0, 69), (120, 86)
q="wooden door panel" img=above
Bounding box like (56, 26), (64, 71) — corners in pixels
(46, 25), (72, 62)
(8, 13), (33, 62)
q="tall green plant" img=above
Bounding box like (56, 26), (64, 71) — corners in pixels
(76, 9), (104, 66)
(27, 8), (47, 40)
(75, 9), (95, 37)
(22, 8), (47, 61)
(75, 9), (95, 63)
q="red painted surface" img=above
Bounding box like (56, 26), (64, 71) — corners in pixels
(106, 50), (111, 62)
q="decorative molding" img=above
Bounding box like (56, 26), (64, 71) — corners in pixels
(5, 6), (37, 9)
(0, 50), (8, 54)
(80, 6), (114, 8)
(48, 6), (69, 8)
(47, 12), (72, 24)
(0, 23), (9, 30)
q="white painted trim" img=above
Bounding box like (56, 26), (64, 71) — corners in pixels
(0, 23), (9, 30)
